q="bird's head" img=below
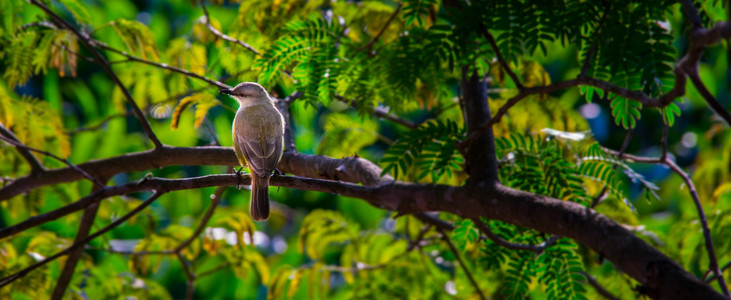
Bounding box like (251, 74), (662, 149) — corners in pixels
(219, 82), (271, 105)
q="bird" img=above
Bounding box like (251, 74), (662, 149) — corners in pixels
(220, 82), (285, 221)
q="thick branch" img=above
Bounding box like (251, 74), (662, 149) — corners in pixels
(29, 0), (162, 149)
(0, 146), (390, 200)
(460, 68), (498, 185)
(0, 174), (373, 239)
(0, 146), (724, 298)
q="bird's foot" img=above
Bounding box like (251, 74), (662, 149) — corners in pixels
(273, 168), (284, 176)
(233, 167), (246, 190)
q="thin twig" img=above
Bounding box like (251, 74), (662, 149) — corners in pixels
(706, 260), (731, 283)
(177, 251), (197, 300)
(200, 1), (260, 56)
(203, 118), (221, 146)
(665, 160), (730, 296)
(197, 262), (231, 278)
(579, 2), (610, 78)
(0, 123), (44, 175)
(53, 42), (96, 64)
(660, 122), (668, 161)
(578, 271), (621, 300)
(93, 41), (230, 89)
(51, 195), (103, 299)
(0, 135), (103, 188)
(479, 24), (523, 90)
(687, 70), (731, 126)
(604, 146), (730, 296)
(0, 191), (164, 288)
(473, 218), (557, 253)
(335, 95), (418, 129)
(591, 130), (633, 208)
(29, 0), (163, 149)
(437, 227), (487, 300)
(68, 113), (129, 134)
(354, 2), (403, 57)
(174, 186), (223, 252)
(277, 91), (303, 152)
(407, 224), (433, 251)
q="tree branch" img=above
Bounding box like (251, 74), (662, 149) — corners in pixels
(665, 160), (730, 296)
(277, 91), (303, 152)
(579, 2), (611, 78)
(29, 0), (163, 149)
(177, 251), (196, 300)
(0, 146), (390, 201)
(473, 218), (557, 253)
(706, 260), (731, 283)
(0, 135), (103, 188)
(603, 147), (730, 296)
(462, 20), (731, 149)
(92, 41), (230, 89)
(200, 1), (260, 56)
(355, 2), (403, 57)
(578, 271), (620, 300)
(687, 69), (731, 126)
(459, 77), (656, 150)
(50, 201), (101, 300)
(0, 191), (164, 288)
(479, 24), (523, 90)
(437, 227), (486, 300)
(591, 130), (633, 208)
(174, 185), (222, 253)
(0, 124), (44, 175)
(0, 145), (726, 298)
(334, 95), (419, 129)
(460, 68), (498, 185)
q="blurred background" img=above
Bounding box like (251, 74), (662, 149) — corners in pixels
(1, 0), (730, 299)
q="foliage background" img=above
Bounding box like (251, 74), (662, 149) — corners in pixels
(0, 0), (730, 299)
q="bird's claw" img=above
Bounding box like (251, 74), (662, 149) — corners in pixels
(234, 167), (245, 190)
(273, 168), (283, 176)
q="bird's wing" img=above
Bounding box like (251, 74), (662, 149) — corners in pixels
(232, 133), (247, 168)
(237, 130), (283, 177)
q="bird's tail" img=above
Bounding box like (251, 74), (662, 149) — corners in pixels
(250, 175), (270, 221)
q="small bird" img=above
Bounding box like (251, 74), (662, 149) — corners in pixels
(220, 82), (285, 221)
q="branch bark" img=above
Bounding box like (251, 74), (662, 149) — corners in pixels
(460, 68), (498, 185)
(0, 145), (725, 298)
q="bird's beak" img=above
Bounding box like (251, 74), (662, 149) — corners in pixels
(219, 89), (232, 95)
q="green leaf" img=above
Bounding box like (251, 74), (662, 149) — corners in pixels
(451, 219), (479, 251)
(609, 96), (642, 129)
